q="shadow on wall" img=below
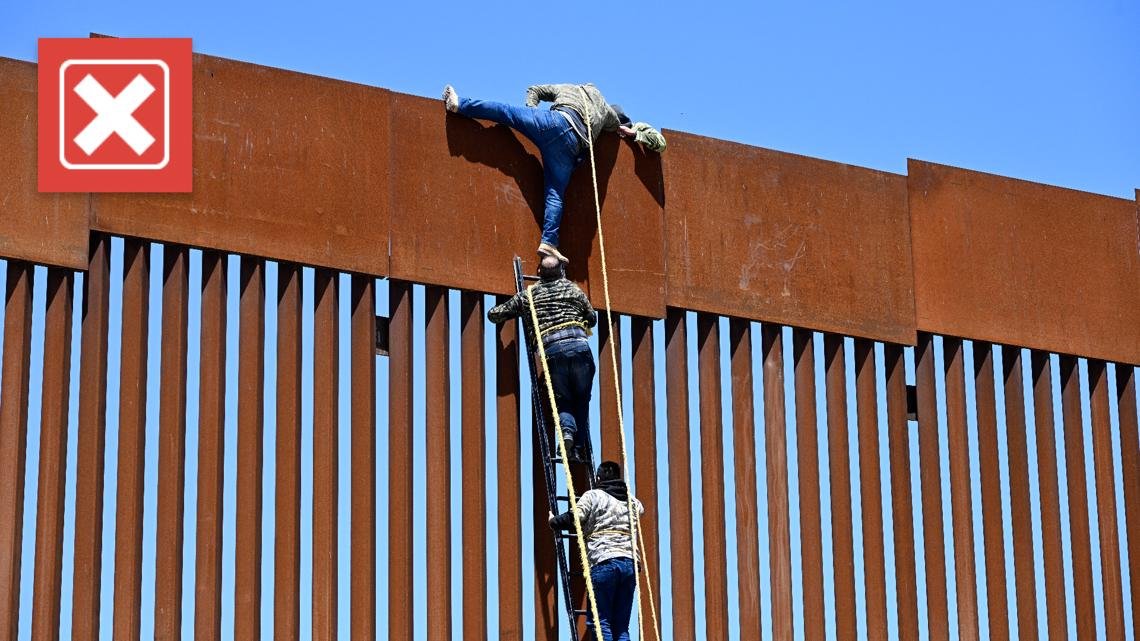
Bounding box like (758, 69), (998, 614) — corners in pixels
(444, 110), (664, 283)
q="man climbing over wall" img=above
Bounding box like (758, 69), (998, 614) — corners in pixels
(487, 255), (597, 461)
(548, 461), (645, 641)
(443, 83), (666, 263)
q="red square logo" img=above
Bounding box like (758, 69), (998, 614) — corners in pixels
(38, 37), (192, 192)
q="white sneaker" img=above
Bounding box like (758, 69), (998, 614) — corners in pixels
(442, 85), (459, 113)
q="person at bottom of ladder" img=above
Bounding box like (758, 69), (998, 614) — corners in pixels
(488, 255), (597, 460)
(549, 461), (645, 641)
(442, 82), (666, 263)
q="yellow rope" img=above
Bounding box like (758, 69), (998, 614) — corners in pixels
(539, 320), (593, 338)
(525, 284), (603, 640)
(577, 86), (661, 641)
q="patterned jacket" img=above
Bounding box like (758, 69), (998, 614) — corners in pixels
(525, 83), (622, 142)
(551, 479), (645, 567)
(487, 277), (597, 336)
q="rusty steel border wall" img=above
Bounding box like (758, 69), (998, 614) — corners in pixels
(0, 49), (1139, 641)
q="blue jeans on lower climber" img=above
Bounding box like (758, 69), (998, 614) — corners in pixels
(588, 556), (637, 641)
(544, 338), (595, 450)
(456, 97), (583, 247)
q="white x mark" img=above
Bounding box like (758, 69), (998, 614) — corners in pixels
(72, 73), (156, 156)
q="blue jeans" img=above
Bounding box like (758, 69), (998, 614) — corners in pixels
(457, 97), (583, 247)
(588, 557), (637, 641)
(544, 338), (594, 449)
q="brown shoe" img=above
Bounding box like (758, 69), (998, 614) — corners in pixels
(537, 242), (569, 264)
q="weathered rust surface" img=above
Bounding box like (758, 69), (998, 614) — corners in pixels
(1001, 346), (1037, 641)
(1060, 356), (1097, 638)
(195, 251), (226, 641)
(114, 241), (149, 641)
(1089, 360), (1126, 638)
(909, 160), (1140, 365)
(235, 257), (264, 641)
(663, 132), (916, 345)
(1119, 365), (1140, 641)
(91, 54), (390, 276)
(792, 329), (825, 640)
(973, 343), (1009, 641)
(914, 335), (948, 641)
(824, 334), (857, 640)
(274, 263), (303, 641)
(1031, 351), (1066, 641)
(0, 263), (33, 641)
(763, 325), (794, 639)
(72, 238), (110, 641)
(30, 269), (72, 641)
(854, 340), (888, 639)
(0, 58), (89, 270)
(155, 247), (189, 640)
(943, 339), (980, 641)
(312, 270), (338, 641)
(697, 314), (729, 639)
(728, 319), (760, 636)
(350, 276), (377, 640)
(424, 286), (451, 641)
(388, 92), (665, 318)
(459, 293), (487, 641)
(387, 281), (413, 641)
(631, 317), (662, 629)
(885, 344), (919, 639)
(495, 306), (523, 641)
(665, 310), (695, 641)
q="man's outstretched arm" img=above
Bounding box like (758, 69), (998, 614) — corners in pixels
(487, 292), (525, 324)
(620, 122), (667, 152)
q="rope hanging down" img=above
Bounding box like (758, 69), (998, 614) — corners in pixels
(525, 285), (604, 639)
(577, 86), (662, 641)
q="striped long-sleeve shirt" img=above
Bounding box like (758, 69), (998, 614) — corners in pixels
(487, 278), (597, 335)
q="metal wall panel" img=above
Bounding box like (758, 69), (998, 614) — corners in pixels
(0, 59), (89, 271)
(909, 160), (1140, 365)
(91, 55), (391, 277)
(388, 92), (665, 318)
(663, 132), (916, 345)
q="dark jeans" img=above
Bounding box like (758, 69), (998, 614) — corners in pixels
(544, 338), (594, 450)
(587, 557), (637, 641)
(456, 97), (583, 247)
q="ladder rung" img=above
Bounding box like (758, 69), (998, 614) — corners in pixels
(573, 609), (588, 617)
(522, 274), (540, 281)
(556, 495), (570, 502)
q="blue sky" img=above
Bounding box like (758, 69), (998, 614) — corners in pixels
(2, 2), (1139, 641)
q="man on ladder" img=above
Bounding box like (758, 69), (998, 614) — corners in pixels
(443, 82), (666, 264)
(488, 255), (597, 461)
(549, 461), (645, 641)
